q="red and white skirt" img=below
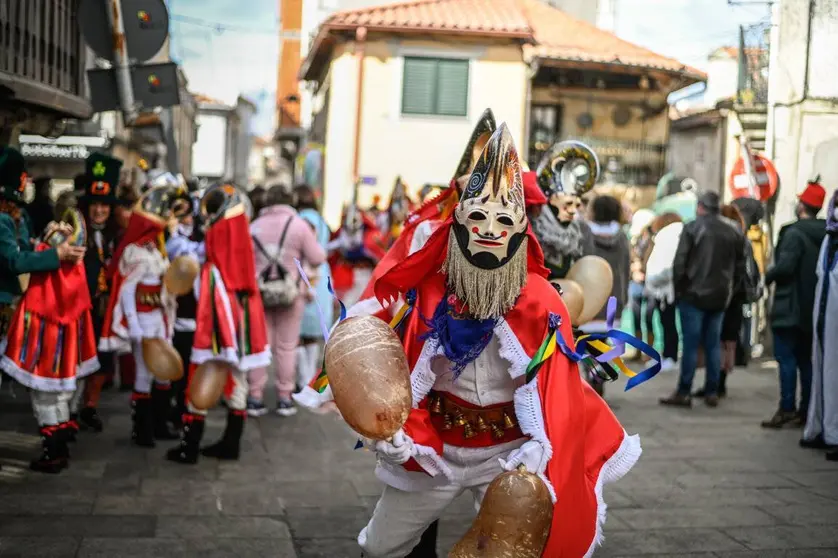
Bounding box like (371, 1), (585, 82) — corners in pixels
(0, 300), (100, 392)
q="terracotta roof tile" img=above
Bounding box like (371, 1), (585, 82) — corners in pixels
(520, 0), (705, 79)
(324, 0), (531, 37)
(303, 0), (705, 82)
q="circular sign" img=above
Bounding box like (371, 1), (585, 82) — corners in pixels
(728, 154), (778, 201)
(79, 0), (169, 63)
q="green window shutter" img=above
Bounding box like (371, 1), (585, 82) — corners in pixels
(402, 57), (437, 115)
(401, 56), (469, 116)
(435, 59), (469, 116)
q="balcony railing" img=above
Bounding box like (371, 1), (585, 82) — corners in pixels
(0, 0), (90, 118)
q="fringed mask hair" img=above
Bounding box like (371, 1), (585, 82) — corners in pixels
(446, 124), (528, 319)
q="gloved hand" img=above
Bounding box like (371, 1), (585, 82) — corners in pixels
(373, 429), (415, 466)
(498, 440), (549, 475)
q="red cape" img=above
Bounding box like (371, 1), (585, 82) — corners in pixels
(367, 220), (636, 557)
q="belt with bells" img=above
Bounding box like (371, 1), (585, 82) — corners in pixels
(427, 390), (524, 448)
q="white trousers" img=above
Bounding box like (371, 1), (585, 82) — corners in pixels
(187, 368), (248, 415)
(132, 340), (171, 394)
(296, 343), (322, 388)
(30, 390), (74, 426)
(359, 440), (523, 558)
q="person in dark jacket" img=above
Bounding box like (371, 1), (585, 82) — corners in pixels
(660, 191), (746, 408)
(76, 153), (124, 433)
(761, 180), (827, 429)
(586, 195), (631, 325)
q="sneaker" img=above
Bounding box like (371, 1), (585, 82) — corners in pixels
(276, 398), (298, 417)
(660, 358), (678, 372)
(761, 409), (798, 429)
(246, 400), (268, 417)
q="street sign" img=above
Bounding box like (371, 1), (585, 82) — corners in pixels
(728, 154), (778, 201)
(360, 176), (377, 186)
(79, 0), (170, 63)
(87, 62), (181, 113)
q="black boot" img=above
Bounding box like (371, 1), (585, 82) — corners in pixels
(719, 370), (728, 398)
(152, 384), (179, 440)
(201, 410), (245, 460)
(66, 413), (80, 442)
(79, 406), (104, 432)
(56, 422), (73, 460)
(131, 393), (156, 448)
(166, 413), (205, 464)
(30, 426), (67, 474)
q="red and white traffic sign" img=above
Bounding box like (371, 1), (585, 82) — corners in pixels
(728, 154), (778, 201)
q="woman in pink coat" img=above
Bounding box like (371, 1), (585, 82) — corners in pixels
(248, 185), (326, 416)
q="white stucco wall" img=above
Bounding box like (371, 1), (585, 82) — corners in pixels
(767, 0), (838, 232)
(321, 39), (528, 228)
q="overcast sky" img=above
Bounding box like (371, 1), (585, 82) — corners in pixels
(166, 0), (772, 137)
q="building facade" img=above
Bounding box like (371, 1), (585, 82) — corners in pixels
(766, 0), (838, 230)
(0, 0), (92, 144)
(301, 0), (702, 227)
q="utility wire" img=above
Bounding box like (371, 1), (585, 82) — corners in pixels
(170, 13), (278, 35)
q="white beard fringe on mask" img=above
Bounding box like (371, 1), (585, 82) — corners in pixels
(442, 229), (529, 320)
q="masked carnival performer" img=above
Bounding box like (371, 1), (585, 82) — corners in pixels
(166, 183), (204, 428)
(314, 125), (640, 557)
(99, 184), (187, 446)
(166, 185), (270, 464)
(0, 146), (96, 473)
(381, 177), (412, 247)
(531, 141), (598, 279)
(73, 153), (122, 434)
(328, 184), (389, 306)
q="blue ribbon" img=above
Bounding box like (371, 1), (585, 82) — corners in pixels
(554, 326), (662, 392)
(327, 277), (347, 322)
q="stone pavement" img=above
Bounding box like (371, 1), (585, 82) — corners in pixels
(1, 361), (838, 558)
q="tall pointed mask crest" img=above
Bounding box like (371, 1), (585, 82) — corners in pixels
(453, 109), (497, 183)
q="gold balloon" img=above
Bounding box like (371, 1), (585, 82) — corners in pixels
(141, 338), (184, 381)
(566, 255), (614, 325)
(324, 316), (411, 440)
(164, 255), (200, 296)
(450, 465), (553, 558)
(189, 360), (229, 411)
(551, 279), (584, 325)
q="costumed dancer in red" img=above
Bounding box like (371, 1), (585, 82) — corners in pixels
(327, 182), (388, 306)
(0, 176), (98, 473)
(319, 123), (641, 557)
(166, 184), (270, 465)
(381, 176), (412, 247)
(99, 184), (186, 447)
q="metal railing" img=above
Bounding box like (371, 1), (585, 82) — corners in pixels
(0, 0), (87, 102)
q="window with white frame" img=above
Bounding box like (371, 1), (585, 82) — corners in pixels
(401, 56), (469, 117)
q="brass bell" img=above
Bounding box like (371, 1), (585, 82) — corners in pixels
(442, 414), (453, 431)
(475, 415), (489, 432)
(463, 421), (476, 439)
(503, 413), (517, 430)
(491, 423), (505, 440)
(430, 396), (442, 415)
(453, 411), (468, 427)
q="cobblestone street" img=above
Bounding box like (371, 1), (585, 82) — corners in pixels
(2, 361), (838, 558)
